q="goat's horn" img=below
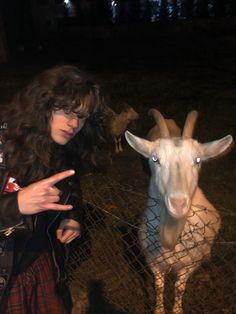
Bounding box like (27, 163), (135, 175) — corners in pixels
(182, 110), (198, 138)
(148, 109), (170, 138)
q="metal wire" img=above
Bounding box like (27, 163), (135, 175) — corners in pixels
(68, 175), (236, 314)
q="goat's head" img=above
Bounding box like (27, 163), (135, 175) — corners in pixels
(125, 109), (233, 220)
(125, 107), (139, 122)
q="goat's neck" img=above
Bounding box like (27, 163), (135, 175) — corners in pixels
(159, 212), (187, 250)
(148, 180), (187, 250)
(192, 187), (215, 211)
(114, 115), (130, 128)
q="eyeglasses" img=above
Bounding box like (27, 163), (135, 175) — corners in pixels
(55, 109), (90, 120)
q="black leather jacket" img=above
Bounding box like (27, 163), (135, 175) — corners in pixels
(0, 144), (83, 299)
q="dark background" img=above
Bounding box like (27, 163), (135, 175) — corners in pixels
(0, 1), (235, 313)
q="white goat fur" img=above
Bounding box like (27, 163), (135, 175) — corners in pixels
(108, 106), (139, 153)
(125, 109), (233, 314)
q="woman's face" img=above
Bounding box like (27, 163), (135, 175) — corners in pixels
(50, 109), (87, 145)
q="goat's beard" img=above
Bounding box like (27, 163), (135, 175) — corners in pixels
(160, 208), (187, 250)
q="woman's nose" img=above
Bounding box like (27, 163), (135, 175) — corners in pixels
(67, 117), (79, 128)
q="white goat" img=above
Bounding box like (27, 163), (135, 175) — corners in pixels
(125, 109), (233, 314)
(108, 105), (139, 153)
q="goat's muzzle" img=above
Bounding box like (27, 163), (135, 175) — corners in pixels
(167, 195), (189, 218)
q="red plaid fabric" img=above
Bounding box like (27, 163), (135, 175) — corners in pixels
(1, 251), (68, 314)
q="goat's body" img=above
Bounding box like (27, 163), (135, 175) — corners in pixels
(125, 109), (232, 314)
(109, 106), (139, 153)
(139, 186), (221, 313)
(111, 113), (132, 138)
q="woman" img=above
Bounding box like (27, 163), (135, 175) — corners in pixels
(0, 65), (110, 313)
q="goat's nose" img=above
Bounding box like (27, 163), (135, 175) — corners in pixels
(169, 196), (188, 214)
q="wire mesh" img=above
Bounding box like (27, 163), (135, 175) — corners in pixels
(67, 174), (236, 314)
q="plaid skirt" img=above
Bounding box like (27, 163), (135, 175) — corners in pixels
(1, 251), (69, 314)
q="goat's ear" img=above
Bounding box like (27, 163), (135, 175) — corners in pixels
(200, 135), (234, 161)
(125, 131), (154, 158)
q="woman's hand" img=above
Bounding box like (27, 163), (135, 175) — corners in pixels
(17, 170), (75, 215)
(56, 219), (81, 244)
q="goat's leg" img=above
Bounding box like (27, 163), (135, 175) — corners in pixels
(151, 265), (165, 314)
(118, 137), (123, 152)
(70, 287), (89, 314)
(114, 137), (120, 153)
(172, 269), (191, 314)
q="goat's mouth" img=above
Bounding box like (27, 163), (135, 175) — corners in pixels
(166, 197), (190, 219)
(168, 210), (188, 219)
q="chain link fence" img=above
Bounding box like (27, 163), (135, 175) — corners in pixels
(67, 174), (236, 314)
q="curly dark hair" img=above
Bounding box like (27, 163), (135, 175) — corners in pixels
(1, 65), (111, 182)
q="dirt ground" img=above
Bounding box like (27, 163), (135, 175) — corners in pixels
(0, 18), (235, 314)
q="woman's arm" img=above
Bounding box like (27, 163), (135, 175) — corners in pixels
(0, 170), (75, 238)
(0, 192), (26, 236)
(56, 176), (83, 244)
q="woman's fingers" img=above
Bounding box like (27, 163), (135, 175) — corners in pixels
(17, 170), (75, 214)
(47, 186), (61, 196)
(42, 203), (73, 211)
(57, 230), (79, 244)
(42, 169), (75, 187)
(56, 219), (81, 243)
(64, 234), (78, 244)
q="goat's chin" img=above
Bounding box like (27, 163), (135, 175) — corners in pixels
(167, 206), (189, 220)
(167, 207), (189, 219)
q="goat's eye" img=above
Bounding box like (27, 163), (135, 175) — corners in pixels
(195, 157), (201, 165)
(152, 155), (159, 163)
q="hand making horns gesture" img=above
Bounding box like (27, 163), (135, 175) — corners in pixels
(18, 170), (75, 215)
